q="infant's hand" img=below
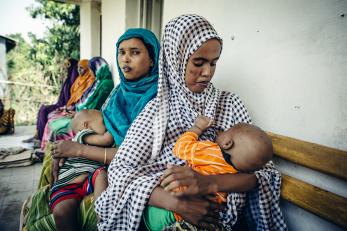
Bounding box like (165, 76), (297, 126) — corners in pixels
(195, 115), (214, 131)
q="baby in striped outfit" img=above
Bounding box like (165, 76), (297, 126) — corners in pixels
(50, 109), (113, 229)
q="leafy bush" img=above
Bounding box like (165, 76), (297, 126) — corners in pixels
(5, 0), (79, 125)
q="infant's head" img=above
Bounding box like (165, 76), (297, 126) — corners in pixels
(71, 109), (106, 135)
(215, 123), (273, 172)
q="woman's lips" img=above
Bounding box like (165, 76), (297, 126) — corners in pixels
(197, 81), (209, 88)
(123, 66), (132, 73)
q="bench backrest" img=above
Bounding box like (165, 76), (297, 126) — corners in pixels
(267, 132), (347, 229)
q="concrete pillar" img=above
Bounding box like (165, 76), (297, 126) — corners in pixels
(80, 1), (101, 59)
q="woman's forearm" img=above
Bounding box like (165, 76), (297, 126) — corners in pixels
(210, 173), (257, 193)
(148, 186), (178, 211)
(83, 132), (114, 147)
(78, 145), (117, 165)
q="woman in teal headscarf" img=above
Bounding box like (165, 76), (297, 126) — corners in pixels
(103, 28), (160, 145)
(22, 28), (160, 231)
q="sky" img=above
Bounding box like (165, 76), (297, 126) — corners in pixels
(0, 0), (47, 41)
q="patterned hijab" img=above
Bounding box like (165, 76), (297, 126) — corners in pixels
(96, 15), (286, 231)
(151, 14), (223, 160)
(66, 59), (95, 106)
(75, 57), (114, 111)
(89, 56), (108, 76)
(57, 58), (79, 106)
(75, 57), (107, 105)
(102, 28), (160, 146)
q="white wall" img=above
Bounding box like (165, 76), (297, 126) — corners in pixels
(163, 1), (347, 230)
(101, 0), (127, 82)
(163, 0), (347, 151)
(80, 1), (101, 59)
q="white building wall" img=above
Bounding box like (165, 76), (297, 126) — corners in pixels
(80, 1), (101, 59)
(163, 0), (347, 230)
(101, 0), (127, 82)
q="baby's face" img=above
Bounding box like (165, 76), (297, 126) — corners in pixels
(91, 119), (106, 134)
(216, 125), (272, 172)
(216, 127), (256, 172)
(215, 128), (235, 151)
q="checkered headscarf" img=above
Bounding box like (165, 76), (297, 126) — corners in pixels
(95, 14), (287, 231)
(151, 14), (223, 160)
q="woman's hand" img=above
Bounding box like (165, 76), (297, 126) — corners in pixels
(52, 140), (82, 158)
(174, 196), (223, 230)
(51, 158), (65, 185)
(160, 165), (218, 197)
(149, 186), (223, 230)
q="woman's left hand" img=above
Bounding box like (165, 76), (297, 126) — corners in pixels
(51, 140), (82, 158)
(160, 165), (218, 197)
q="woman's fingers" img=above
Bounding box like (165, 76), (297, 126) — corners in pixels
(160, 165), (192, 187)
(52, 159), (60, 183)
(51, 141), (64, 158)
(58, 158), (65, 167)
(160, 164), (179, 180)
(198, 220), (221, 231)
(51, 143), (57, 158)
(175, 178), (218, 197)
(174, 196), (223, 229)
(161, 165), (217, 196)
(51, 142), (59, 158)
(163, 178), (192, 193)
(197, 207), (222, 230)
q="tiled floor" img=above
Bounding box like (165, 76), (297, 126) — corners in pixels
(0, 126), (42, 231)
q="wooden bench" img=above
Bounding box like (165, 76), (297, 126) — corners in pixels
(267, 132), (347, 229)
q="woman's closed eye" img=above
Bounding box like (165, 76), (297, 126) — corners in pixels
(193, 61), (204, 67)
(210, 60), (218, 66)
(193, 59), (218, 67)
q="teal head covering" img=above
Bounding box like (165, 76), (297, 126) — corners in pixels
(102, 28), (160, 146)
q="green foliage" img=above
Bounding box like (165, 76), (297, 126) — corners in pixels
(27, 0), (80, 86)
(6, 33), (59, 125)
(5, 0), (80, 125)
(7, 34), (32, 74)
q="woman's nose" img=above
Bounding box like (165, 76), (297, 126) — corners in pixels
(121, 53), (130, 63)
(201, 65), (212, 78)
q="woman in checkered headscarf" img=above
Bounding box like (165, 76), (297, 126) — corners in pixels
(95, 14), (287, 231)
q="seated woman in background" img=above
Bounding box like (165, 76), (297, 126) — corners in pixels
(23, 59), (79, 144)
(0, 99), (15, 135)
(39, 59), (96, 150)
(75, 57), (114, 112)
(22, 28), (160, 231)
(38, 57), (114, 189)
